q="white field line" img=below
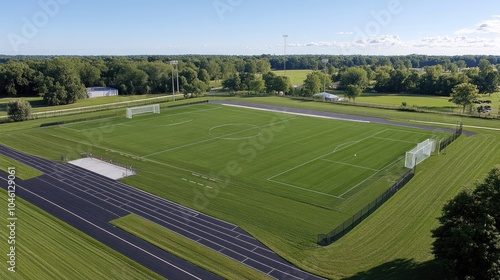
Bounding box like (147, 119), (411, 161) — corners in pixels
(267, 178), (343, 199)
(386, 128), (435, 136)
(409, 120), (500, 131)
(320, 159), (380, 171)
(372, 137), (418, 144)
(221, 103), (370, 123)
(268, 129), (388, 180)
(125, 106), (220, 126)
(2, 180), (203, 280)
(142, 118), (295, 158)
(338, 156), (403, 198)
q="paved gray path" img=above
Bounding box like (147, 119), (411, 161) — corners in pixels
(210, 100), (473, 136)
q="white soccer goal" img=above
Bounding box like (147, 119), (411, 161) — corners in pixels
(126, 104), (160, 119)
(405, 139), (436, 169)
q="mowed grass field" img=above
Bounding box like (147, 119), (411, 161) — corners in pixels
(19, 103), (438, 207)
(272, 69), (313, 85)
(353, 92), (500, 114)
(0, 102), (451, 278)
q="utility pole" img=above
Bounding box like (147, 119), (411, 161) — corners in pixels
(283, 35), (288, 76)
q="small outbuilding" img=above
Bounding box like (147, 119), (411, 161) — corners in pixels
(313, 92), (343, 101)
(86, 87), (119, 98)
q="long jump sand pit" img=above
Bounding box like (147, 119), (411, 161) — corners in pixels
(69, 158), (136, 180)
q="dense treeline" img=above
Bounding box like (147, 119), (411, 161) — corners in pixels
(0, 55), (499, 106)
(266, 54), (500, 71)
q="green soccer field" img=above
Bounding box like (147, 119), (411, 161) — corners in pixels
(11, 102), (440, 211)
(0, 100), (483, 278)
(0, 102), (449, 276)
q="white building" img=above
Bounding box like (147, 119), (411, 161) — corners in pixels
(86, 87), (119, 98)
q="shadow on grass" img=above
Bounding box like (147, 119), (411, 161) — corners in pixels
(29, 99), (47, 108)
(343, 259), (449, 280)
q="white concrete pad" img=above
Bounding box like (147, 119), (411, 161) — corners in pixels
(69, 158), (136, 180)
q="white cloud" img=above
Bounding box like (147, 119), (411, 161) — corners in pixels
(412, 35), (500, 49)
(455, 15), (500, 35)
(281, 33), (500, 55)
(336, 32), (354, 35)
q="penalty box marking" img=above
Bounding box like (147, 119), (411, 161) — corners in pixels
(320, 159), (380, 172)
(267, 129), (389, 199)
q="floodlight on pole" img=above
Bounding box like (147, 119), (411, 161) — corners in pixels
(322, 59), (329, 93)
(170, 60), (179, 101)
(283, 35), (288, 76)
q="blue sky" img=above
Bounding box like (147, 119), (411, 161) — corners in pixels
(1, 0), (500, 55)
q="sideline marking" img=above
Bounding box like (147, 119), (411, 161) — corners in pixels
(221, 103), (370, 123)
(409, 120), (500, 131)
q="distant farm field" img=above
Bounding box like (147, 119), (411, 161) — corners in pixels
(272, 69), (312, 85)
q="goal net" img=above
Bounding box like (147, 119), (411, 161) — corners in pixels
(405, 139), (436, 169)
(126, 104), (160, 119)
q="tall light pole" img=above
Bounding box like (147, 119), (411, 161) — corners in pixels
(170, 60), (179, 101)
(283, 35), (288, 76)
(322, 58), (329, 93)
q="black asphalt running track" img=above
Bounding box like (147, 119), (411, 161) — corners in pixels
(0, 144), (325, 280)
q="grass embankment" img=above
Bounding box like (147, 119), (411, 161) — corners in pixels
(0, 156), (43, 180)
(111, 214), (272, 280)
(0, 190), (163, 279)
(0, 94), (170, 111)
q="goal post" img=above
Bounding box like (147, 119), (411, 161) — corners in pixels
(405, 139), (436, 169)
(126, 104), (160, 119)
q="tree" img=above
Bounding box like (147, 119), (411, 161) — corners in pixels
(345, 85), (362, 102)
(222, 73), (241, 92)
(273, 76), (292, 94)
(256, 59), (271, 75)
(0, 61), (37, 96)
(456, 60), (467, 71)
(7, 99), (32, 121)
(182, 78), (207, 97)
(249, 78), (265, 93)
(338, 67), (369, 90)
(302, 72), (322, 96)
(449, 83), (479, 112)
(432, 166), (500, 280)
(263, 72), (291, 94)
(474, 61), (500, 95)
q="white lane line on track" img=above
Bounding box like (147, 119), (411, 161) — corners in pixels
(2, 180), (203, 280)
(0, 147), (323, 279)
